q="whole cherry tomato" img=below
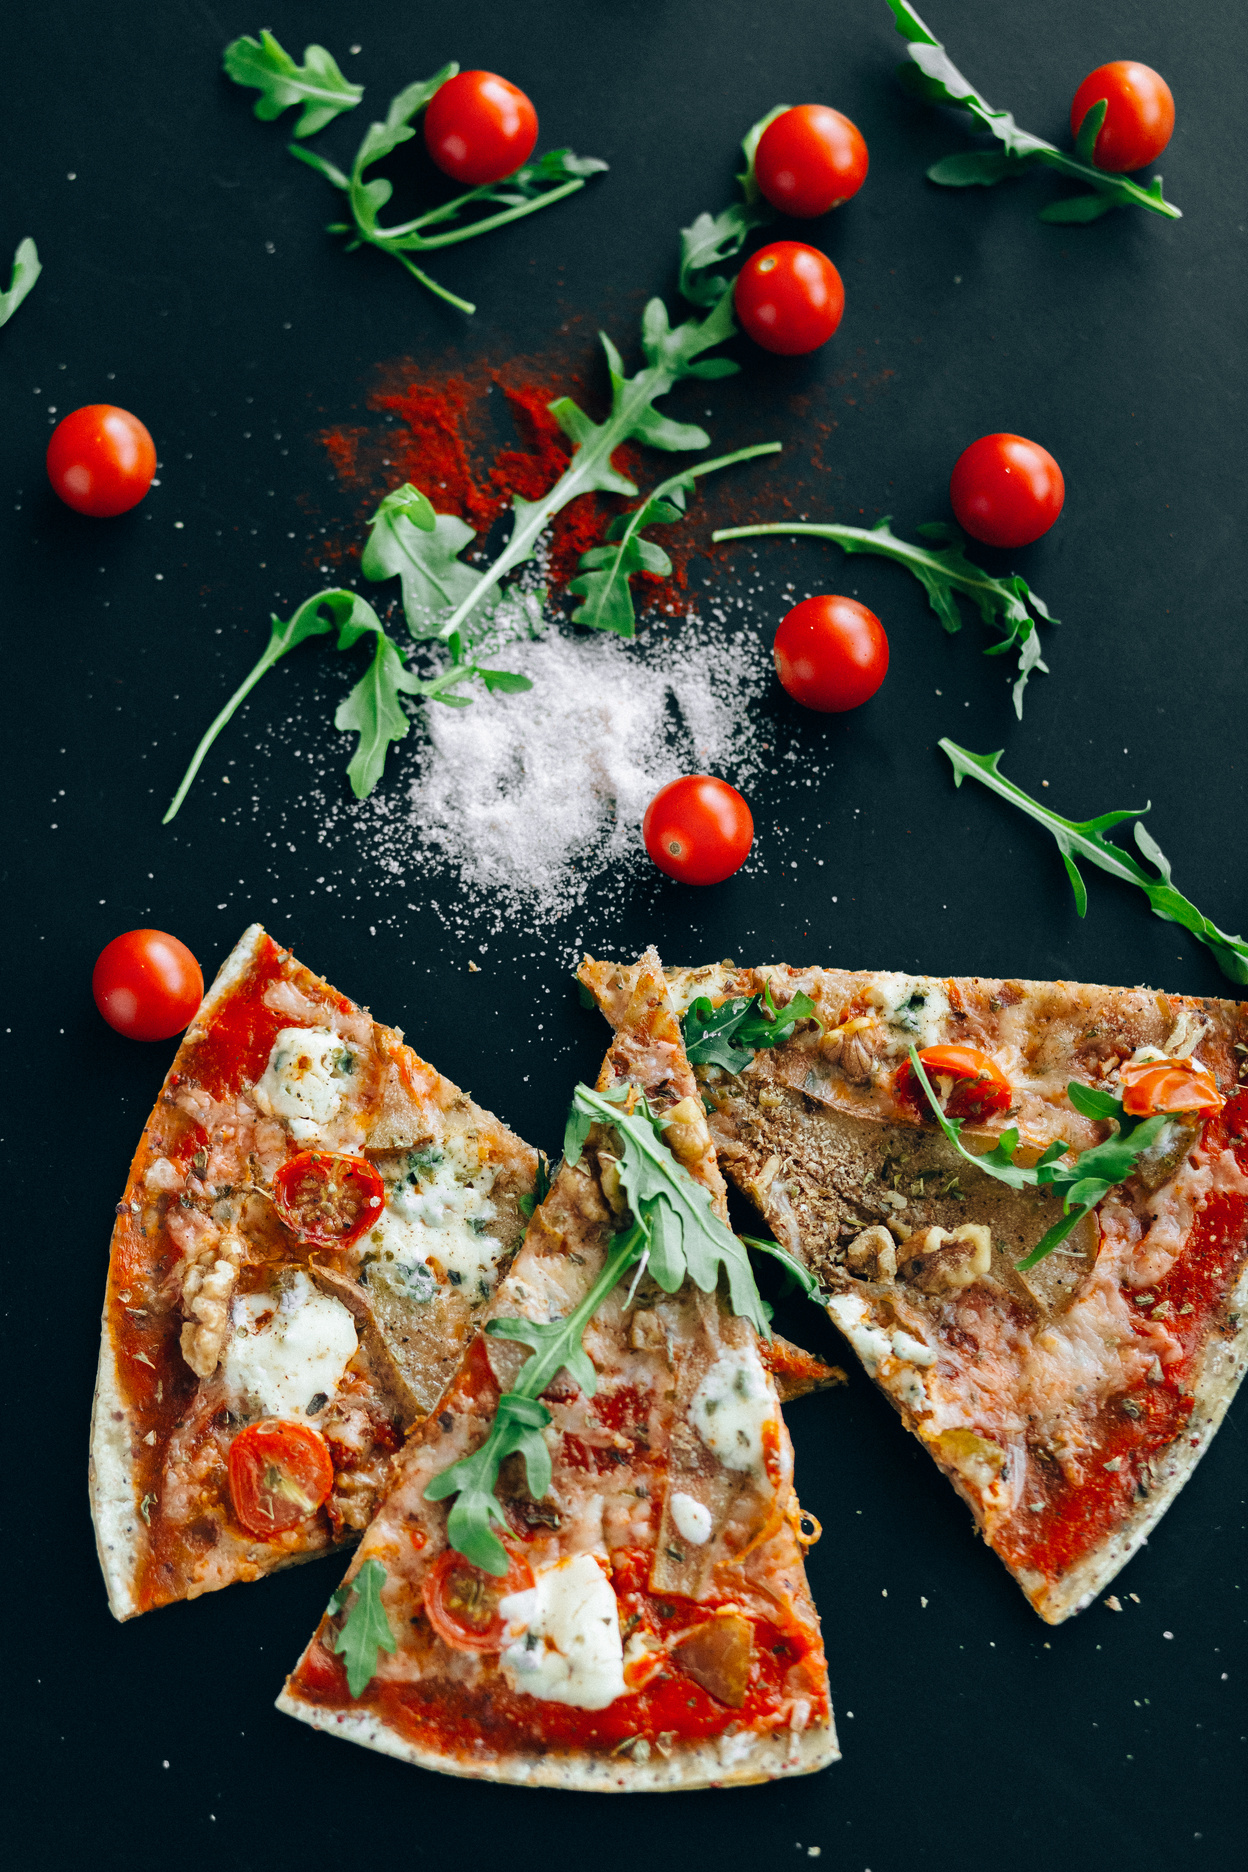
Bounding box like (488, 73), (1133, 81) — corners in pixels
(754, 105), (869, 217)
(92, 929), (203, 1041)
(273, 1151), (386, 1250)
(422, 1548), (534, 1651)
(424, 71), (538, 186)
(734, 242), (844, 355)
(643, 776), (754, 886)
(227, 1419), (335, 1538)
(1071, 62), (1174, 173)
(774, 595), (888, 712)
(895, 1045), (1012, 1122)
(949, 433), (1065, 549)
(47, 405), (156, 517)
(1119, 1057), (1221, 1119)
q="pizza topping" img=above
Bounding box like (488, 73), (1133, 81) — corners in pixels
(497, 1553), (627, 1710)
(895, 1046), (1012, 1121)
(1119, 1057), (1222, 1119)
(844, 1224), (898, 1282)
(423, 1548), (534, 1652)
(364, 1140), (502, 1298)
(253, 1027), (358, 1141)
(227, 1418), (335, 1538)
(273, 1151), (385, 1248)
(900, 1223), (992, 1295)
(690, 1346), (777, 1476)
(668, 1490), (713, 1546)
(222, 1272), (359, 1417)
(179, 1226), (246, 1378)
(866, 974), (953, 1052)
(671, 1611), (754, 1707)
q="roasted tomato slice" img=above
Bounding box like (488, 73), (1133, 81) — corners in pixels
(1119, 1057), (1222, 1119)
(422, 1548), (534, 1652)
(896, 1045), (1012, 1121)
(227, 1419), (335, 1538)
(272, 1150), (385, 1248)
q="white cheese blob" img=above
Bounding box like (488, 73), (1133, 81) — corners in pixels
(498, 1554), (627, 1710)
(365, 1141), (502, 1300)
(222, 1272), (358, 1416)
(253, 1026), (355, 1142)
(865, 973), (951, 1054)
(891, 1329), (937, 1368)
(669, 1490), (713, 1546)
(690, 1346), (776, 1475)
(825, 1292), (894, 1376)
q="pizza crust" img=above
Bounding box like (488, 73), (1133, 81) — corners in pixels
(274, 1686), (839, 1791)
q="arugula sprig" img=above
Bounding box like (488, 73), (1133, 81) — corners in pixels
(888, 1), (1181, 225)
(941, 741), (1248, 986)
(905, 1047), (1169, 1269)
(569, 444), (780, 638)
(426, 1081), (772, 1573)
(679, 106), (785, 308)
(326, 1557), (396, 1697)
(0, 238), (40, 328)
(683, 983), (820, 1073)
(225, 33), (606, 315)
(712, 515), (1057, 717)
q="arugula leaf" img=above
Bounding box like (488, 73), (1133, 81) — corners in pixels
(683, 982), (819, 1073)
(940, 741), (1248, 986)
(360, 488), (484, 635)
(333, 610), (427, 799)
(0, 237), (40, 327)
(904, 1047), (1170, 1268)
(326, 1557), (396, 1697)
(569, 443), (780, 637)
(740, 1234), (827, 1305)
(712, 514), (1057, 717)
(223, 31), (363, 138)
(887, 2), (1181, 223)
(517, 1151), (552, 1219)
(678, 105), (785, 308)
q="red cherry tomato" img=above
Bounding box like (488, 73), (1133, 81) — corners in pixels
(423, 1548), (534, 1651)
(774, 595), (888, 712)
(895, 1045), (1012, 1122)
(273, 1151), (386, 1250)
(1071, 62), (1174, 173)
(92, 929), (203, 1041)
(47, 405), (156, 517)
(949, 433), (1065, 550)
(1118, 1057), (1221, 1119)
(754, 105), (869, 217)
(733, 242), (844, 355)
(227, 1419), (335, 1539)
(424, 71), (538, 187)
(643, 776), (754, 886)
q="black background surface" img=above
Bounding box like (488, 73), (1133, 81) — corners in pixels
(3, 2), (1245, 1868)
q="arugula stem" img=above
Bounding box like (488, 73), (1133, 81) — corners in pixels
(713, 519), (1006, 605)
(388, 178), (589, 250)
(162, 638), (285, 824)
(383, 248), (475, 315)
(506, 1221), (647, 1402)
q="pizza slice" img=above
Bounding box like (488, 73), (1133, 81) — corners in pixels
(90, 923), (538, 1619)
(644, 959), (1248, 1624)
(278, 948), (838, 1790)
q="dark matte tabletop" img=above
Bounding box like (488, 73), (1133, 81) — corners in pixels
(3, 2), (1245, 1867)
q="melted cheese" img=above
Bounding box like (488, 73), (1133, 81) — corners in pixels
(864, 972), (951, 1054)
(690, 1346), (775, 1475)
(222, 1272), (358, 1416)
(498, 1554), (627, 1710)
(669, 1490), (713, 1546)
(252, 1027), (357, 1141)
(365, 1142), (502, 1300)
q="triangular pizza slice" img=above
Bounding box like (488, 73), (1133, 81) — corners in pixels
(278, 949), (838, 1791)
(90, 923), (538, 1619)
(651, 959), (1248, 1624)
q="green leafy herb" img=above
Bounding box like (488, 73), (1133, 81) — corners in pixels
(678, 106), (785, 308)
(326, 1557), (396, 1697)
(940, 741), (1248, 986)
(888, 1), (1181, 224)
(0, 237), (39, 328)
(569, 444), (780, 637)
(427, 1081), (772, 1571)
(682, 982), (820, 1073)
(712, 514), (1057, 717)
(517, 1151), (552, 1219)
(223, 40), (606, 315)
(223, 31), (363, 137)
(905, 1047), (1169, 1268)
(740, 1234), (827, 1305)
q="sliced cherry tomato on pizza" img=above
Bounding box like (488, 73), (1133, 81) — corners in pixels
(1071, 62), (1174, 173)
(896, 1045), (1012, 1121)
(424, 70), (538, 186)
(643, 775), (754, 886)
(92, 928), (203, 1041)
(422, 1548), (534, 1652)
(754, 105), (869, 217)
(949, 433), (1065, 550)
(227, 1419), (334, 1538)
(1119, 1057), (1222, 1119)
(272, 1150), (385, 1249)
(47, 404), (156, 517)
(733, 242), (844, 355)
(774, 595), (888, 712)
